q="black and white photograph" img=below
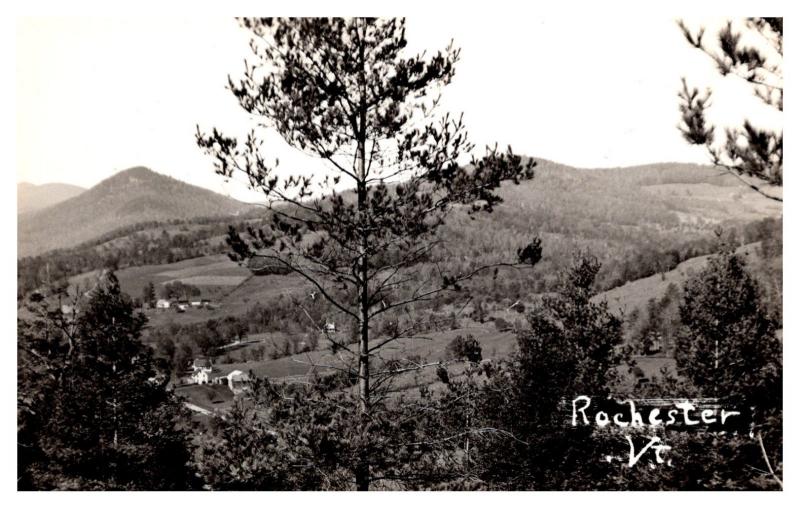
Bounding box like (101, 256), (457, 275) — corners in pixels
(8, 1), (794, 498)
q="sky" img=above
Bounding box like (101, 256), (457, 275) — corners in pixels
(16, 15), (782, 202)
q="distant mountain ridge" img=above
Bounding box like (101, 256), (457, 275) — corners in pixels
(17, 160), (782, 260)
(17, 182), (85, 214)
(18, 166), (253, 258)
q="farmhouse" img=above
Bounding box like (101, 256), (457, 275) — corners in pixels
(191, 358), (214, 385)
(192, 370), (210, 384)
(155, 299), (171, 310)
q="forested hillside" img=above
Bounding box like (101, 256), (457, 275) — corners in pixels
(426, 159), (781, 301)
(18, 160), (781, 302)
(17, 167), (254, 257)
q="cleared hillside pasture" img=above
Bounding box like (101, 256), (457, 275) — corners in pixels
(596, 241), (777, 336)
(142, 275), (311, 330)
(69, 255), (250, 301)
(593, 248), (723, 315)
(157, 259), (250, 279)
(201, 240), (776, 401)
(209, 323), (513, 380)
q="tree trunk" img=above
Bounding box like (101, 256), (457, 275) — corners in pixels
(355, 461), (370, 491)
(358, 284), (370, 413)
(355, 26), (371, 490)
(356, 81), (369, 415)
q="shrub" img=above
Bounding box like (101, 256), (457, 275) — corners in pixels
(445, 334), (482, 363)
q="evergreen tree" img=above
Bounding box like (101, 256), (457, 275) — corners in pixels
(676, 250), (780, 408)
(141, 281), (156, 307)
(18, 274), (195, 490)
(194, 378), (443, 490)
(675, 249), (782, 487)
(438, 256), (625, 489)
(677, 18), (782, 201)
(197, 17), (538, 489)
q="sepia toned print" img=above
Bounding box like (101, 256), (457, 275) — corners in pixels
(17, 16), (782, 491)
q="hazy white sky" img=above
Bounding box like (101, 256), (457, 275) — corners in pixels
(16, 16), (781, 202)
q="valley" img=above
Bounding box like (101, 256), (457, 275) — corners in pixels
(17, 160), (781, 416)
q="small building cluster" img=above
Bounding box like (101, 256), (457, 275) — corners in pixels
(155, 298), (212, 312)
(189, 358), (250, 393)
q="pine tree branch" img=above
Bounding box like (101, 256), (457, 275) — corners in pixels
(707, 147), (782, 202)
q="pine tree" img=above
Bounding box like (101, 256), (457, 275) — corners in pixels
(194, 377), (446, 490)
(676, 251), (780, 408)
(141, 281), (156, 307)
(197, 17), (539, 490)
(18, 274), (194, 490)
(675, 249), (782, 487)
(444, 256), (625, 489)
(677, 18), (782, 201)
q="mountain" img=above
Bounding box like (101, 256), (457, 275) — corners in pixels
(17, 182), (85, 214)
(18, 159), (782, 296)
(18, 167), (253, 257)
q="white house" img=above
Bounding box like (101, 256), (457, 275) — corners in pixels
(192, 370), (211, 385)
(156, 299), (171, 310)
(191, 358), (213, 385)
(325, 321), (336, 333)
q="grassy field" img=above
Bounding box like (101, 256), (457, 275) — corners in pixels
(201, 242), (767, 400)
(69, 254), (250, 298)
(210, 323), (513, 379)
(175, 383), (235, 412)
(68, 253), (311, 328)
(594, 241), (762, 316)
(142, 273), (311, 329)
(156, 259), (248, 279)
